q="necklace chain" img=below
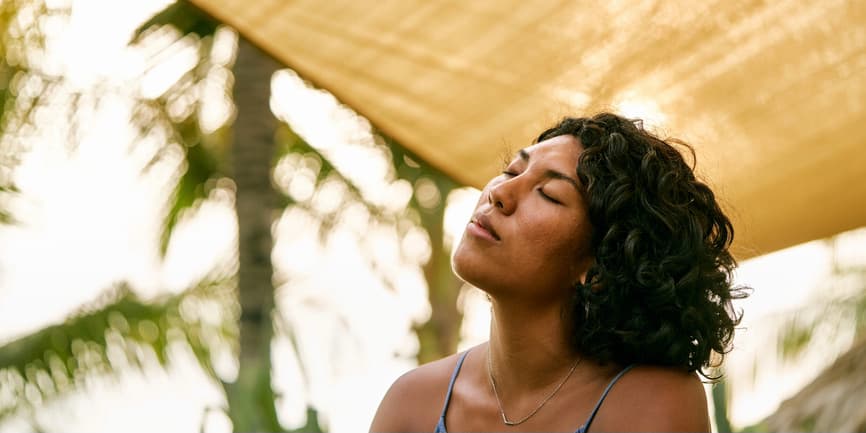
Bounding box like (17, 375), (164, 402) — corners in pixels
(486, 347), (580, 426)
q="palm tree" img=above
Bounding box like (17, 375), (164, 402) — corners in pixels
(0, 0), (60, 224)
(221, 35), (283, 432)
(764, 336), (866, 432)
(134, 0), (470, 400)
(758, 236), (866, 431)
(710, 234), (866, 432)
(0, 0), (469, 430)
(384, 139), (465, 364)
(0, 1), (297, 430)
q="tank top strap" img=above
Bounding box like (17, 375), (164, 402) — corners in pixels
(434, 350), (471, 433)
(577, 364), (636, 433)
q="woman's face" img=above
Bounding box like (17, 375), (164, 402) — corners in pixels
(452, 135), (594, 303)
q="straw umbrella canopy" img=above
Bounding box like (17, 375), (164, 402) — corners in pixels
(187, 0), (866, 259)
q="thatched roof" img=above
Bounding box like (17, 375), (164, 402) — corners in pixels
(186, 0), (866, 259)
(765, 337), (866, 432)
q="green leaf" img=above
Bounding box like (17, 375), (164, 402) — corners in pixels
(159, 129), (223, 255)
(276, 125), (372, 209)
(738, 420), (770, 433)
(288, 407), (324, 433)
(777, 317), (814, 360)
(132, 0), (219, 44)
(379, 132), (457, 219)
(711, 379), (732, 433)
(0, 276), (235, 421)
(0, 0), (69, 225)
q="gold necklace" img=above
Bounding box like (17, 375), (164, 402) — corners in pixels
(486, 347), (580, 426)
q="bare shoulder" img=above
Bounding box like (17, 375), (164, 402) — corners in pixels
(592, 365), (711, 432)
(369, 352), (469, 433)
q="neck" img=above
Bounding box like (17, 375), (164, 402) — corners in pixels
(487, 295), (578, 393)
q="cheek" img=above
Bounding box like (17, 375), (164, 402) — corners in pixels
(522, 218), (590, 273)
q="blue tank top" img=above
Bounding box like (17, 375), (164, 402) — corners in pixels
(434, 350), (635, 433)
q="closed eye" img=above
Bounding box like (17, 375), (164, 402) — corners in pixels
(538, 189), (561, 204)
(501, 171), (518, 177)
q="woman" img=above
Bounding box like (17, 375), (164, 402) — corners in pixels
(370, 112), (746, 432)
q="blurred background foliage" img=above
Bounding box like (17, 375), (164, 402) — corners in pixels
(1, 0), (865, 432)
(759, 237), (866, 432)
(0, 0), (62, 225)
(0, 0), (465, 431)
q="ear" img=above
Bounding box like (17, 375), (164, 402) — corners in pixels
(571, 255), (595, 285)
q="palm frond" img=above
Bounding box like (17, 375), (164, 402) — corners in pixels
(773, 265), (866, 362)
(129, 4), (235, 257)
(0, 0), (71, 225)
(131, 0), (218, 44)
(277, 125), (384, 216)
(158, 119), (226, 254)
(0, 276), (237, 422)
(288, 408), (324, 433)
(756, 235), (866, 390)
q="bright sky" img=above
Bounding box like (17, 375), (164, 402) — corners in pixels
(1, 0), (864, 431)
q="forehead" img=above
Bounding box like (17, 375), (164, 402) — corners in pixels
(522, 134), (583, 166)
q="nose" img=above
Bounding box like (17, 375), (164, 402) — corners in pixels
(488, 178), (516, 215)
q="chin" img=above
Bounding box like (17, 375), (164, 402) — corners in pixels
(451, 245), (498, 294)
(450, 239), (471, 283)
(451, 237), (488, 286)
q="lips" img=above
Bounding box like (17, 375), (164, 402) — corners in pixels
(472, 213), (500, 240)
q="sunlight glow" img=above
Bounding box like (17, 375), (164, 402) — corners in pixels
(614, 92), (668, 130)
(443, 187), (480, 250)
(2, 1), (865, 432)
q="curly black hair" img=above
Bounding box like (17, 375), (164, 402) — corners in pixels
(536, 112), (747, 379)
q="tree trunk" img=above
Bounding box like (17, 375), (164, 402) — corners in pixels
(413, 181), (464, 365)
(225, 36), (282, 433)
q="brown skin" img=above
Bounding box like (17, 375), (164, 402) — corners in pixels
(370, 136), (711, 432)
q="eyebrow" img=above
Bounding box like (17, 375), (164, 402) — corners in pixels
(518, 148), (581, 192)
